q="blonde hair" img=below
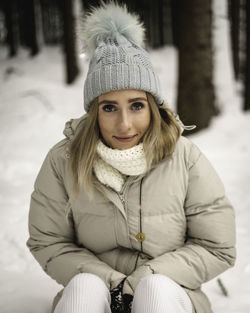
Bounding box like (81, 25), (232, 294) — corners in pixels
(68, 93), (181, 199)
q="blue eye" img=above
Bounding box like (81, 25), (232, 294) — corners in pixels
(132, 102), (144, 110)
(103, 104), (116, 112)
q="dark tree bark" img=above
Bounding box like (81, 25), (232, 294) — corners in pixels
(3, 0), (19, 57)
(177, 0), (216, 133)
(26, 0), (43, 56)
(228, 0), (241, 80)
(144, 0), (172, 48)
(244, 0), (250, 110)
(151, 0), (161, 47)
(61, 0), (80, 84)
(171, 0), (179, 47)
(41, 0), (62, 44)
(162, 0), (173, 45)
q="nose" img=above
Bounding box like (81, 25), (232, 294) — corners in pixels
(117, 110), (132, 132)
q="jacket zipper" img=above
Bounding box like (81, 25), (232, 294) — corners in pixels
(116, 176), (138, 253)
(118, 193), (125, 206)
(134, 177), (144, 270)
(117, 176), (133, 210)
(117, 177), (145, 271)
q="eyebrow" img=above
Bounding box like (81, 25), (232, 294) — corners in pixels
(98, 97), (147, 106)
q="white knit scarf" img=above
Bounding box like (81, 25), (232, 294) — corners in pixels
(93, 140), (147, 192)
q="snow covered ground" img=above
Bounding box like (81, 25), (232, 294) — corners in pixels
(0, 1), (250, 313)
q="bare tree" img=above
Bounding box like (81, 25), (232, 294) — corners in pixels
(228, 0), (241, 80)
(61, 0), (80, 84)
(161, 0), (173, 45)
(26, 0), (43, 56)
(41, 0), (62, 44)
(3, 0), (19, 57)
(177, 0), (216, 133)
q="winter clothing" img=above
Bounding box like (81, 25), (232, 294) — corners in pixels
(81, 2), (163, 112)
(53, 272), (192, 313)
(53, 273), (111, 313)
(94, 140), (147, 192)
(26, 115), (236, 313)
(123, 293), (133, 313)
(132, 274), (193, 313)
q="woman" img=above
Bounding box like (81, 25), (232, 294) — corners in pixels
(26, 3), (236, 313)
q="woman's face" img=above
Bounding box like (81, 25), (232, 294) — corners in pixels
(98, 89), (151, 150)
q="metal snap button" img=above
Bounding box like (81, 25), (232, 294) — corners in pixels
(136, 232), (146, 242)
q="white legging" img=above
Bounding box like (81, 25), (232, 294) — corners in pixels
(54, 273), (193, 313)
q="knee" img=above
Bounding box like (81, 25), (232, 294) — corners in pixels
(67, 273), (106, 290)
(137, 274), (179, 293)
(138, 273), (172, 285)
(134, 274), (193, 313)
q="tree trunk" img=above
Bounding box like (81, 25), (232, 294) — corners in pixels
(3, 0), (19, 57)
(244, 0), (250, 110)
(130, 0), (161, 48)
(27, 0), (43, 56)
(148, 0), (160, 47)
(177, 0), (216, 133)
(171, 0), (179, 47)
(162, 0), (173, 45)
(61, 0), (79, 84)
(41, 0), (63, 44)
(228, 0), (240, 80)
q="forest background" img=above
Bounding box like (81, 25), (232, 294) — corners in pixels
(0, 0), (250, 312)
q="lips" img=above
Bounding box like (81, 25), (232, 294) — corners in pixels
(115, 135), (136, 139)
(113, 134), (138, 142)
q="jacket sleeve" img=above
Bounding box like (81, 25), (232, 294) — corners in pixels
(123, 144), (236, 294)
(26, 149), (126, 290)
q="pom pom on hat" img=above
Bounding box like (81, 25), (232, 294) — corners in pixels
(80, 1), (145, 57)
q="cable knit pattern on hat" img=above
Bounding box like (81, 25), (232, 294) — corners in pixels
(93, 140), (147, 192)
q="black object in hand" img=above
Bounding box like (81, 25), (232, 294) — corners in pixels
(123, 293), (133, 313)
(110, 279), (134, 313)
(110, 279), (126, 313)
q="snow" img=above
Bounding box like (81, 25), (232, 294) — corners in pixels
(0, 1), (250, 312)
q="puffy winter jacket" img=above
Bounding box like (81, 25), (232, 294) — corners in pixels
(27, 115), (236, 313)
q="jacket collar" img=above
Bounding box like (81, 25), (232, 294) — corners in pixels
(63, 114), (88, 140)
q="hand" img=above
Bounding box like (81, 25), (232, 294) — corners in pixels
(110, 278), (126, 313)
(122, 264), (153, 295)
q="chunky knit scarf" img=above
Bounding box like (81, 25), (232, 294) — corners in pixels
(93, 140), (147, 192)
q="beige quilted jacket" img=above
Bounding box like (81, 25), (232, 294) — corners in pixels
(27, 115), (236, 313)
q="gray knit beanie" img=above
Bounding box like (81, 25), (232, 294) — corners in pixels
(81, 2), (163, 112)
